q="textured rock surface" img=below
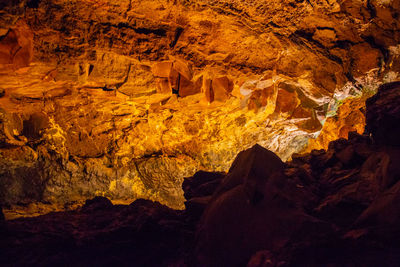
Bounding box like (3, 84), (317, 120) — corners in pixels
(1, 119), (400, 266)
(0, 0), (399, 213)
(2, 83), (400, 266)
(366, 81), (400, 146)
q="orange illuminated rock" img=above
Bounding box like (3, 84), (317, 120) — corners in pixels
(152, 61), (173, 78)
(305, 96), (366, 152)
(292, 106), (322, 132)
(203, 78), (214, 103)
(274, 88), (300, 115)
(211, 76), (233, 102)
(153, 59), (199, 97)
(173, 59), (192, 81)
(247, 85), (276, 112)
(156, 77), (172, 94)
(350, 43), (382, 77)
(179, 75), (202, 97)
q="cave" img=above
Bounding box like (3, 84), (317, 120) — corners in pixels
(1, 0), (400, 266)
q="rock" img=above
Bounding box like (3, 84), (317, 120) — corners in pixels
(365, 81), (400, 146)
(211, 76), (233, 102)
(0, 198), (187, 266)
(82, 196), (113, 211)
(152, 61), (173, 78)
(0, 20), (33, 70)
(274, 88), (300, 115)
(349, 43), (382, 77)
(183, 171), (225, 220)
(0, 0), (399, 225)
(0, 88), (5, 98)
(194, 144), (328, 266)
(22, 112), (50, 140)
(246, 250), (278, 267)
(182, 171), (225, 200)
(153, 59), (200, 97)
(355, 179), (400, 227)
(0, 206), (4, 221)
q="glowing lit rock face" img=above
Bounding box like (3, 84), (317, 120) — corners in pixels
(0, 0), (399, 211)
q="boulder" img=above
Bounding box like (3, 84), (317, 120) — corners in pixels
(194, 144), (328, 266)
(152, 61), (173, 78)
(183, 171), (225, 220)
(365, 81), (400, 146)
(82, 196), (113, 211)
(211, 76), (233, 102)
(182, 171), (225, 200)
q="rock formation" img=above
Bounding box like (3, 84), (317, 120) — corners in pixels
(2, 81), (400, 266)
(0, 0), (400, 215)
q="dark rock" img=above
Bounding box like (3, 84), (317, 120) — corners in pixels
(0, 198), (188, 266)
(0, 88), (5, 98)
(215, 144), (285, 203)
(82, 196), (113, 211)
(0, 205), (4, 221)
(194, 144), (330, 267)
(182, 171), (225, 200)
(366, 81), (400, 146)
(356, 179), (400, 228)
(22, 112), (50, 140)
(182, 171), (225, 221)
(246, 250), (278, 267)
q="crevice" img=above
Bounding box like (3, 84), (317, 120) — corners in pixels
(170, 26), (184, 48)
(134, 27), (167, 37)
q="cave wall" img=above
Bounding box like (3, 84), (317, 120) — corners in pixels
(0, 0), (399, 212)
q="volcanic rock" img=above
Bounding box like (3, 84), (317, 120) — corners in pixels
(3, 81), (400, 266)
(0, 0), (399, 221)
(366, 81), (400, 146)
(194, 144), (329, 266)
(82, 196), (113, 211)
(0, 20), (33, 71)
(0, 206), (4, 221)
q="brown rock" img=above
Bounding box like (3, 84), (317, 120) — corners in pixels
(203, 78), (214, 103)
(173, 59), (192, 81)
(0, 205), (4, 221)
(211, 76), (233, 102)
(195, 145), (327, 266)
(156, 77), (172, 94)
(365, 81), (400, 146)
(350, 43), (382, 77)
(274, 88), (299, 114)
(355, 178), (400, 227)
(82, 196), (113, 211)
(182, 171), (225, 200)
(152, 61), (173, 78)
(22, 112), (50, 140)
(0, 20), (33, 70)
